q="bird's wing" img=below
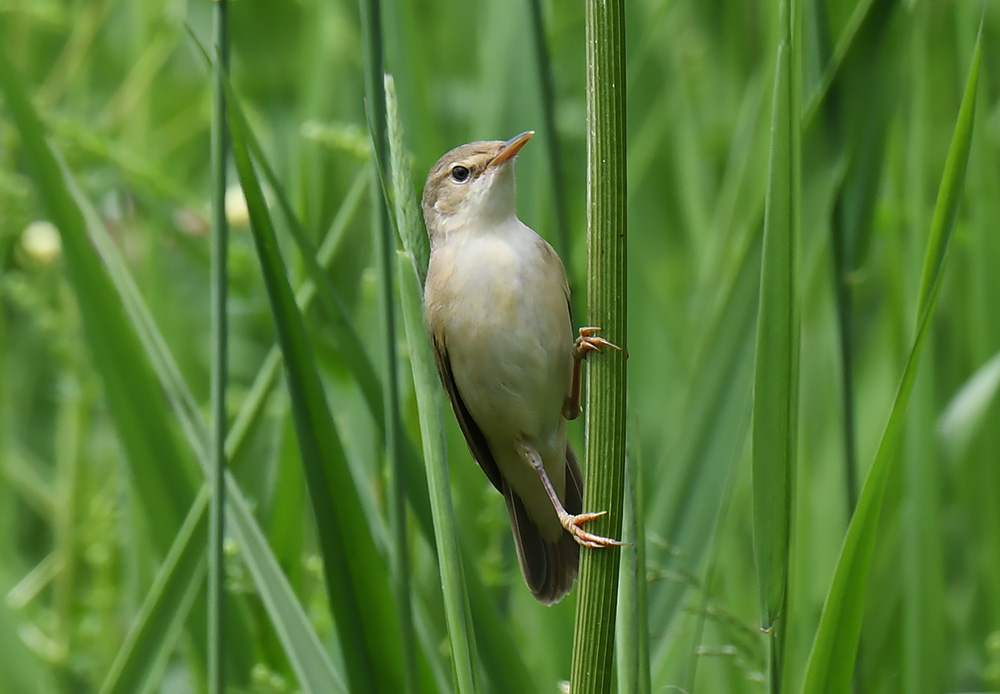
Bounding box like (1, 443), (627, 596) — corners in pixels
(431, 333), (504, 493)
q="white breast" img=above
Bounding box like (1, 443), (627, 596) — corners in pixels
(428, 219), (573, 446)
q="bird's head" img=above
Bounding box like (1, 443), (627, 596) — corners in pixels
(422, 131), (533, 245)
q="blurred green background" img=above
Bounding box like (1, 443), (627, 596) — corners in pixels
(1, 0), (998, 692)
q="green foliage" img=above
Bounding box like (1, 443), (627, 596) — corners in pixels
(1, 2), (997, 693)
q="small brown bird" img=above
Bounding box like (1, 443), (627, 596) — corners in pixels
(421, 131), (622, 604)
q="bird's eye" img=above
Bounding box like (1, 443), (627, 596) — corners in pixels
(450, 165), (471, 183)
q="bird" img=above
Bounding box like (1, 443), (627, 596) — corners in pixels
(421, 130), (622, 604)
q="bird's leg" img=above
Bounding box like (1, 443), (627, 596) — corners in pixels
(518, 440), (624, 549)
(563, 327), (624, 420)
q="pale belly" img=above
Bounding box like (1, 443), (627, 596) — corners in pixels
(426, 226), (574, 536)
(438, 234), (572, 444)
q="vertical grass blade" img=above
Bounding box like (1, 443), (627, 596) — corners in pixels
(752, 0), (801, 689)
(752, 0), (800, 655)
(818, 0), (898, 520)
(383, 73), (479, 694)
(526, 0), (570, 261)
(570, 0), (628, 690)
(230, 110), (413, 694)
(207, 4), (229, 692)
(616, 449), (651, 694)
(802, 26), (981, 692)
(358, 0), (417, 687)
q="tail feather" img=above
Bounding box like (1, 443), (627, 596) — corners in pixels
(503, 443), (584, 605)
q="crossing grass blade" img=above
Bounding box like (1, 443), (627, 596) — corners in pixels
(100, 489), (210, 694)
(229, 117), (389, 693)
(801, 26), (981, 692)
(230, 105), (437, 694)
(186, 24), (438, 549)
(0, 42), (196, 565)
(72, 132), (350, 694)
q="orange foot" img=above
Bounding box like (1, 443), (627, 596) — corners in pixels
(558, 509), (626, 549)
(573, 327), (625, 360)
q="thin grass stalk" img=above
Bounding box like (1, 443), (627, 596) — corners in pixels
(526, 0), (570, 262)
(569, 0), (627, 690)
(208, 3), (229, 692)
(359, 0), (417, 687)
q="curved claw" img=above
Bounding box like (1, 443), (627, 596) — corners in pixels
(574, 327), (626, 360)
(560, 509), (625, 548)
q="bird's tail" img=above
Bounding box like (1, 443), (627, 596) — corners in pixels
(503, 443), (584, 605)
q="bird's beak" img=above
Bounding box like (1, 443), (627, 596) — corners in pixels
(489, 131), (534, 168)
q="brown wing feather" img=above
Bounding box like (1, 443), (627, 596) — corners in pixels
(430, 333), (504, 492)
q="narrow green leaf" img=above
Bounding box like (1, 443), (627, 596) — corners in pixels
(616, 448), (651, 694)
(802, 28), (981, 692)
(101, 489), (210, 694)
(751, 0), (800, 640)
(231, 108), (408, 694)
(225, 480), (348, 694)
(397, 256), (478, 693)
